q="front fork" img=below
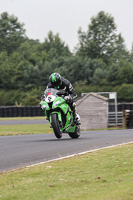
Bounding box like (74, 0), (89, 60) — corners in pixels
(49, 111), (62, 126)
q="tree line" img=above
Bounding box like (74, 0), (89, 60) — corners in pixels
(0, 11), (133, 106)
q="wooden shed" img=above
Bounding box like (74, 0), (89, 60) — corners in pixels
(76, 93), (108, 130)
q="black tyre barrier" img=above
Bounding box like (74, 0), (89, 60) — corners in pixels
(0, 103), (133, 119)
(109, 103), (133, 112)
(0, 106), (45, 117)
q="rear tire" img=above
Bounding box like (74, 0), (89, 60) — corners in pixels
(51, 113), (62, 139)
(68, 126), (80, 139)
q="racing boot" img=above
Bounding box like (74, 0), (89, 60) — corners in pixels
(73, 109), (80, 125)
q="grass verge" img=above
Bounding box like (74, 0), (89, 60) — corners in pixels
(0, 124), (122, 136)
(0, 143), (133, 200)
(0, 124), (52, 136)
(0, 117), (123, 136)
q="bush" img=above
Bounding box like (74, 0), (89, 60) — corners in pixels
(0, 88), (44, 106)
(74, 82), (133, 102)
(115, 84), (133, 102)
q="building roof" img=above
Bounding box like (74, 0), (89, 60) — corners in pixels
(76, 92), (108, 106)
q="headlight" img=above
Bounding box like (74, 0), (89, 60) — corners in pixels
(53, 99), (61, 108)
(41, 104), (49, 109)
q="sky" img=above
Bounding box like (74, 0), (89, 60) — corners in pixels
(0, 0), (133, 51)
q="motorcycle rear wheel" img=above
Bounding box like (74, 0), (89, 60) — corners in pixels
(68, 126), (80, 139)
(51, 113), (62, 139)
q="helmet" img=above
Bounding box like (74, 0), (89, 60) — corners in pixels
(49, 72), (61, 87)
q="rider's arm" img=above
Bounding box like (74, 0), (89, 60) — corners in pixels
(47, 82), (53, 89)
(68, 83), (77, 99)
(62, 78), (77, 99)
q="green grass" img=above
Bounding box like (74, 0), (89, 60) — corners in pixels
(0, 117), (52, 136)
(0, 124), (52, 136)
(0, 124), (123, 136)
(0, 117), (123, 136)
(0, 143), (133, 200)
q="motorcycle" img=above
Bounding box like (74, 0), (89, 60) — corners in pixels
(40, 88), (80, 139)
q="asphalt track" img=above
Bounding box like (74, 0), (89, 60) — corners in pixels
(0, 119), (49, 125)
(0, 128), (133, 172)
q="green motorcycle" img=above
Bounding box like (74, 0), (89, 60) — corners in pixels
(40, 88), (80, 139)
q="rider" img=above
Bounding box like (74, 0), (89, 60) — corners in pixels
(46, 72), (80, 123)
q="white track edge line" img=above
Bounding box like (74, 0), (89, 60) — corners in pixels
(26, 141), (133, 168)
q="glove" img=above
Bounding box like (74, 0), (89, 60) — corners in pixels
(64, 95), (72, 101)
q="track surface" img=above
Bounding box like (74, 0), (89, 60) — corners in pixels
(0, 119), (49, 125)
(0, 129), (133, 172)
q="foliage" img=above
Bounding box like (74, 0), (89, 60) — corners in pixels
(0, 88), (43, 106)
(77, 11), (128, 64)
(0, 11), (133, 105)
(116, 84), (133, 102)
(42, 31), (71, 60)
(0, 12), (26, 54)
(106, 60), (133, 86)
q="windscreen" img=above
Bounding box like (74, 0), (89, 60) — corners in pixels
(44, 88), (59, 97)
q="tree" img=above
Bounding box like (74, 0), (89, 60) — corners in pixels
(77, 11), (127, 64)
(116, 84), (133, 102)
(91, 67), (108, 85)
(82, 58), (106, 84)
(129, 43), (133, 63)
(0, 51), (30, 89)
(0, 12), (26, 54)
(18, 39), (42, 66)
(42, 31), (71, 60)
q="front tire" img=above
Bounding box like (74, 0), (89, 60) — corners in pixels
(51, 113), (62, 139)
(68, 126), (80, 139)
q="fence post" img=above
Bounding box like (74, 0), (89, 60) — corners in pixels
(122, 110), (130, 129)
(122, 110), (127, 128)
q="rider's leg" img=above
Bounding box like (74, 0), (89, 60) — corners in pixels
(70, 102), (80, 122)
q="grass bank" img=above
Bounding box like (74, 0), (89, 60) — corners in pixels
(0, 124), (122, 136)
(0, 117), (52, 136)
(0, 143), (133, 200)
(0, 117), (123, 136)
(0, 124), (52, 136)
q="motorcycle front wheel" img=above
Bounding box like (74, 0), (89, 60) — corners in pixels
(51, 113), (62, 139)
